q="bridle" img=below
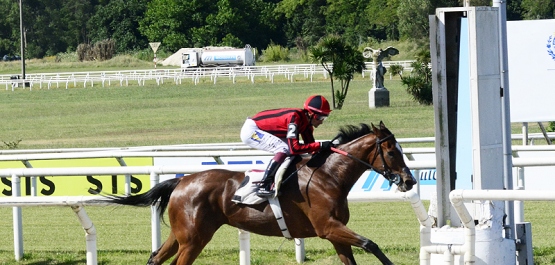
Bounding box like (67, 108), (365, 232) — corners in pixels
(331, 133), (402, 186)
(281, 133), (401, 187)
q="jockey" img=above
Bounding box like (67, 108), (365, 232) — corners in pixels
(240, 95), (334, 197)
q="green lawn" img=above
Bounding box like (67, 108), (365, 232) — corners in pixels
(1, 202), (554, 264)
(0, 77), (437, 150)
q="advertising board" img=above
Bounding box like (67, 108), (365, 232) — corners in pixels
(0, 158), (152, 197)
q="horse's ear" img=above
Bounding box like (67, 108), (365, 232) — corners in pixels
(379, 120), (386, 129)
(371, 123), (379, 133)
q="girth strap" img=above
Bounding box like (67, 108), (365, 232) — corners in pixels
(268, 197), (292, 239)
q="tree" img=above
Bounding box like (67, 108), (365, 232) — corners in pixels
(139, 0), (204, 50)
(87, 0), (148, 53)
(0, 0), (20, 56)
(310, 35), (366, 109)
(397, 0), (433, 40)
(325, 0), (370, 45)
(521, 0), (555, 19)
(140, 0), (282, 52)
(364, 0), (400, 41)
(276, 0), (327, 47)
(23, 0), (93, 57)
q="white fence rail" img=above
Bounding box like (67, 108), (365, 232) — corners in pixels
(0, 163), (435, 265)
(0, 61), (416, 90)
(1, 139), (555, 264)
(445, 190), (555, 265)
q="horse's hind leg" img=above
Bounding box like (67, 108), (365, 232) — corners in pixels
(173, 241), (210, 265)
(147, 231), (179, 265)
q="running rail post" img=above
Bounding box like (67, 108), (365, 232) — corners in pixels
(115, 157), (132, 195)
(238, 229), (250, 265)
(71, 205), (97, 265)
(295, 238), (305, 263)
(449, 191), (476, 264)
(12, 174), (23, 261)
(150, 172), (161, 250)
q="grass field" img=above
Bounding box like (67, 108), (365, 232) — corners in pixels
(0, 75), (439, 149)
(0, 63), (553, 264)
(1, 202), (555, 264)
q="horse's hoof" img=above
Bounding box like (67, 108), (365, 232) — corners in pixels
(146, 251), (158, 265)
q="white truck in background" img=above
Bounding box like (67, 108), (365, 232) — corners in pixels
(181, 44), (255, 68)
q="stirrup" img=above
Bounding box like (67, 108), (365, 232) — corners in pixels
(256, 182), (275, 197)
(256, 188), (274, 197)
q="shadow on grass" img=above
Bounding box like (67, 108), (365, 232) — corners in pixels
(0, 250), (153, 265)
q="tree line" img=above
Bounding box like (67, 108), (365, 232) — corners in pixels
(0, 0), (553, 59)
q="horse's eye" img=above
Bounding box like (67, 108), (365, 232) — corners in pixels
(387, 151), (395, 157)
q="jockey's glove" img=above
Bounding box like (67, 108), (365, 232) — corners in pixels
(320, 141), (335, 152)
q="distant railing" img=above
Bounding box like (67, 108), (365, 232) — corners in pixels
(0, 61), (416, 90)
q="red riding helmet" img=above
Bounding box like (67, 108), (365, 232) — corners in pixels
(304, 95), (332, 115)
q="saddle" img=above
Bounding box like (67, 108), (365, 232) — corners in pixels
(232, 155), (302, 205)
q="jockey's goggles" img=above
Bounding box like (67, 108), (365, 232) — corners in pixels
(315, 113), (328, 121)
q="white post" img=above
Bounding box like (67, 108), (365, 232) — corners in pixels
(295, 238), (305, 263)
(238, 229), (250, 265)
(12, 174), (23, 261)
(522, 122), (528, 145)
(71, 205), (97, 265)
(514, 167), (525, 223)
(150, 172), (161, 251)
(115, 157), (131, 195)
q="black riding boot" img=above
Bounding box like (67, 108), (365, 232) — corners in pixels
(256, 160), (281, 197)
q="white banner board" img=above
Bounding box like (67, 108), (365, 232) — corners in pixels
(507, 19), (555, 122)
(153, 156), (438, 200)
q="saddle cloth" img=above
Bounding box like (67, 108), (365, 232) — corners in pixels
(231, 168), (293, 239)
(231, 169), (267, 205)
(231, 157), (291, 205)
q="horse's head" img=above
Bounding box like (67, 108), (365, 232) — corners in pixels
(369, 121), (417, 192)
(332, 122), (417, 192)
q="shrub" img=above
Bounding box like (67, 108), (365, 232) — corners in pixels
(93, 39), (116, 61)
(76, 43), (94, 61)
(2, 139), (21, 149)
(398, 50), (433, 105)
(388, 64), (404, 76)
(76, 39), (116, 62)
(262, 43), (289, 62)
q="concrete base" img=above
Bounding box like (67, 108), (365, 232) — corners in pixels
(430, 227), (516, 265)
(429, 201), (516, 265)
(368, 88), (390, 108)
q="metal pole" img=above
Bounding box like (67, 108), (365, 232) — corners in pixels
(150, 172), (161, 251)
(19, 0), (26, 83)
(12, 175), (23, 261)
(492, 0), (514, 240)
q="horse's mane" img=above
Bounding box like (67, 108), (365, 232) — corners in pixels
(334, 123), (373, 145)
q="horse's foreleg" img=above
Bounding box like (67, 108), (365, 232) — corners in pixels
(317, 221), (394, 265)
(147, 232), (179, 265)
(361, 238), (394, 265)
(331, 242), (357, 265)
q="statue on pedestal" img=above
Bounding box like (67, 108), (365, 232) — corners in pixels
(363, 46), (399, 90)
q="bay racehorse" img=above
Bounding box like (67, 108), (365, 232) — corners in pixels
(100, 121), (416, 265)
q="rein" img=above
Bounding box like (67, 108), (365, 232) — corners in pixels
(330, 134), (401, 186)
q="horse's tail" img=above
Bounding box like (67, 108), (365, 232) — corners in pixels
(98, 177), (181, 220)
